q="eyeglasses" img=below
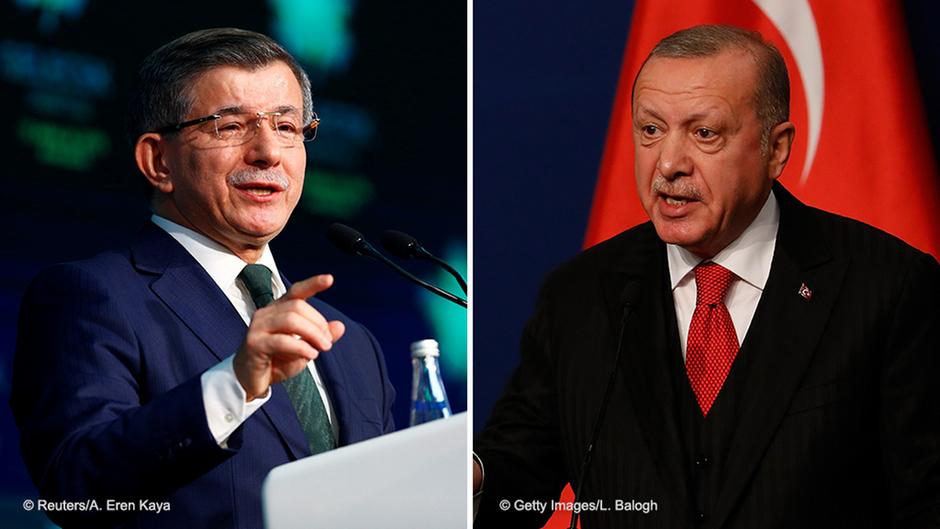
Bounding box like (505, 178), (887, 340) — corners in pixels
(155, 110), (320, 146)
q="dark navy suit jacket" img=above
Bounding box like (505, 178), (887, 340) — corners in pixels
(11, 223), (395, 528)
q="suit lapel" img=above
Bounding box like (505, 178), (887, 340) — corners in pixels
(131, 224), (309, 460)
(131, 225), (246, 365)
(608, 227), (690, 509)
(711, 186), (848, 527)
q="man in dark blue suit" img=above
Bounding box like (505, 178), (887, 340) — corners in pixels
(10, 28), (394, 528)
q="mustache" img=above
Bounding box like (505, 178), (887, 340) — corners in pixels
(651, 177), (701, 200)
(227, 169), (290, 191)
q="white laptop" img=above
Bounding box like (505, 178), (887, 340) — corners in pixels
(263, 412), (467, 529)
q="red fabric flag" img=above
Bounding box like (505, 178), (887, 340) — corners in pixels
(584, 0), (940, 259)
(545, 2), (939, 528)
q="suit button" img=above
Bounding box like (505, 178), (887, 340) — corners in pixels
(696, 511), (706, 523)
(695, 455), (710, 468)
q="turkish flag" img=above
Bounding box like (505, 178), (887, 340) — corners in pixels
(547, 2), (940, 528)
(584, 0), (940, 259)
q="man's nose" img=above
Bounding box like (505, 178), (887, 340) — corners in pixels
(656, 133), (693, 181)
(244, 123), (282, 168)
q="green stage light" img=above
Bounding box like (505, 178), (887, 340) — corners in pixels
(269, 0), (354, 72)
(17, 118), (109, 171)
(300, 169), (375, 218)
(418, 241), (467, 378)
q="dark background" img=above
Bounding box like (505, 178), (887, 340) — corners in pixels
(0, 1), (466, 526)
(473, 0), (940, 435)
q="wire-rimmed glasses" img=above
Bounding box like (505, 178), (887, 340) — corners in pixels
(155, 110), (320, 146)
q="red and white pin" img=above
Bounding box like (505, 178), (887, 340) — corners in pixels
(798, 282), (813, 300)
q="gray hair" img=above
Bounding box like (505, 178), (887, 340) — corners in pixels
(634, 25), (790, 148)
(127, 27), (313, 143)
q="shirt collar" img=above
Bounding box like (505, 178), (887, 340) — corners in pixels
(151, 215), (285, 296)
(666, 190), (779, 291)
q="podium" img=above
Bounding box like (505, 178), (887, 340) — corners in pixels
(263, 412), (467, 529)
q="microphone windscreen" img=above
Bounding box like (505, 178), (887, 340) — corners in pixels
(327, 223), (367, 255)
(381, 230), (420, 259)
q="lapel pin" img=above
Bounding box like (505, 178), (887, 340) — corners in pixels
(798, 282), (813, 300)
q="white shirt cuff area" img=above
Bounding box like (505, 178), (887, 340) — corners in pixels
(201, 356), (271, 446)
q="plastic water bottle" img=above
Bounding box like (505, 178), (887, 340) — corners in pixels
(409, 339), (452, 426)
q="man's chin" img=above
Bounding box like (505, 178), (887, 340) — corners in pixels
(237, 227), (281, 244)
(652, 218), (696, 243)
(225, 221), (285, 249)
(232, 214), (289, 239)
(651, 222), (713, 256)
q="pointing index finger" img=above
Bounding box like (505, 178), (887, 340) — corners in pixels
(283, 274), (334, 301)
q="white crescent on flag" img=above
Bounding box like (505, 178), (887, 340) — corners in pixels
(585, 0), (940, 260)
(751, 0), (824, 185)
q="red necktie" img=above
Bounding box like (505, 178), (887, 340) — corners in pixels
(685, 262), (739, 416)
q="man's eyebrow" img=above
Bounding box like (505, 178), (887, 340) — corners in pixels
(633, 106), (722, 125)
(212, 105), (301, 115)
(273, 105), (300, 115)
(633, 106), (664, 123)
(683, 110), (721, 122)
(215, 106), (244, 116)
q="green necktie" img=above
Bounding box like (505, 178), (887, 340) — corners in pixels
(238, 264), (336, 455)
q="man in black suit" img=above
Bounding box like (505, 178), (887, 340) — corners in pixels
(473, 25), (939, 528)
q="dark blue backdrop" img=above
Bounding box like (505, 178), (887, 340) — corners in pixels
(472, 0), (940, 434)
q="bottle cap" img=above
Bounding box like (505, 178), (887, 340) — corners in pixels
(410, 339), (440, 358)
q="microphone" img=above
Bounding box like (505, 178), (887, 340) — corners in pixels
(326, 223), (467, 308)
(327, 223), (379, 258)
(568, 281), (640, 529)
(381, 230), (467, 294)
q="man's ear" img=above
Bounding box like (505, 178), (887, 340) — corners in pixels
(767, 121), (796, 181)
(135, 133), (174, 194)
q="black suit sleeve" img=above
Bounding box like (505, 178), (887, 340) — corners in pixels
(474, 280), (568, 528)
(880, 252), (940, 526)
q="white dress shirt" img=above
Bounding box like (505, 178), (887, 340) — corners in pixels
(151, 215), (338, 446)
(667, 191), (780, 359)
